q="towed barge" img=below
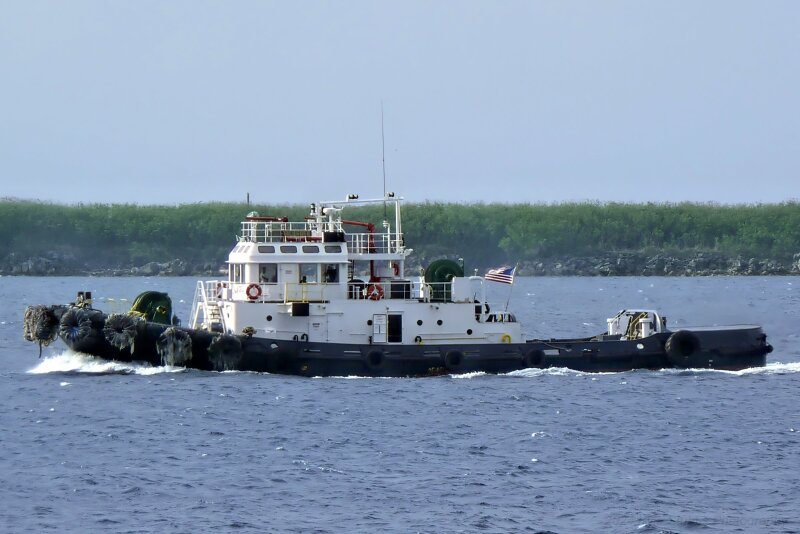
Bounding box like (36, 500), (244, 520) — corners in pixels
(23, 194), (772, 376)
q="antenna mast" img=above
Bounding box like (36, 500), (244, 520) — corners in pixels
(381, 101), (387, 220)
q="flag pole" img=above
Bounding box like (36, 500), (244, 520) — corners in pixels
(504, 263), (518, 311)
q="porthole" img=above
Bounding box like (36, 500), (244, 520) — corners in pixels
(417, 319), (423, 326)
(467, 329), (473, 335)
(437, 319), (443, 326)
(367, 319), (373, 326)
(266, 315), (272, 322)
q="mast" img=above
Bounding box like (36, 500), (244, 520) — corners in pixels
(381, 101), (387, 221)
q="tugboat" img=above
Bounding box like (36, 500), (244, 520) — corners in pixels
(23, 194), (773, 376)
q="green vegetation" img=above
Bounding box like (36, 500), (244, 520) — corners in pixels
(2, 199), (799, 269)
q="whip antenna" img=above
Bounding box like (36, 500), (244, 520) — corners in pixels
(381, 101), (387, 220)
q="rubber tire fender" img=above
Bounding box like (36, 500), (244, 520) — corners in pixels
(444, 350), (464, 371)
(523, 348), (545, 369)
(665, 330), (701, 367)
(208, 334), (243, 371)
(365, 349), (385, 371)
(59, 307), (92, 344)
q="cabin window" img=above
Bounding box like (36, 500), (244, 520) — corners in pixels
(302, 245), (320, 253)
(324, 245), (341, 253)
(323, 264), (339, 283)
(259, 263), (278, 283)
(258, 245), (275, 253)
(300, 264), (318, 284)
(351, 260), (371, 279)
(280, 245), (298, 253)
(232, 263), (243, 283)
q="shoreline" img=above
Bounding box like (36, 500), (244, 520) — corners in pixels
(3, 252), (799, 277)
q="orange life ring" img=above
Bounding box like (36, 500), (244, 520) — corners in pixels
(366, 283), (384, 301)
(246, 283), (262, 301)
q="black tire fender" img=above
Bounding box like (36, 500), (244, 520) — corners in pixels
(365, 349), (385, 370)
(665, 330), (701, 366)
(523, 348), (545, 368)
(59, 307), (92, 344)
(444, 350), (464, 371)
(208, 334), (242, 371)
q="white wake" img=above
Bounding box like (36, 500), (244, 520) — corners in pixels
(27, 350), (185, 376)
(506, 361), (800, 378)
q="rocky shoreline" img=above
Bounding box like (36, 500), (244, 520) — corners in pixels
(517, 252), (800, 277)
(0, 254), (224, 277)
(3, 252), (800, 277)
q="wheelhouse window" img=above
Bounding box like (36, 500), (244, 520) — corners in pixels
(300, 264), (318, 284)
(280, 245), (298, 253)
(324, 245), (342, 253)
(351, 260), (371, 280)
(258, 245), (275, 253)
(259, 263), (278, 283)
(231, 263), (243, 283)
(323, 264), (339, 283)
(302, 245), (320, 253)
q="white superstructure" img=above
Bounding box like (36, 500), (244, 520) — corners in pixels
(189, 194), (521, 346)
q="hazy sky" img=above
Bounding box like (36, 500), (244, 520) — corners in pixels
(1, 1), (798, 205)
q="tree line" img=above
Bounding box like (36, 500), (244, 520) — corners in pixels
(2, 199), (799, 269)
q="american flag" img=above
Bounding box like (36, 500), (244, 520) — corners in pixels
(485, 265), (516, 284)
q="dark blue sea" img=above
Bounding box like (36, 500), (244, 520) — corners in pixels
(1, 276), (798, 533)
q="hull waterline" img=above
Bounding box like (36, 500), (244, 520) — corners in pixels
(30, 305), (771, 377)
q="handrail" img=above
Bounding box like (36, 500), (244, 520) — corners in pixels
(189, 281), (204, 329)
(190, 281), (229, 332)
(344, 280), (462, 302)
(238, 219), (404, 253)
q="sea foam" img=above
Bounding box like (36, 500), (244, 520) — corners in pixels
(27, 350), (185, 376)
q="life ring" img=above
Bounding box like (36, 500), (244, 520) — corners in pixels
(246, 283), (262, 301)
(523, 349), (545, 368)
(501, 333), (512, 344)
(664, 330), (701, 367)
(444, 350), (464, 371)
(365, 349), (385, 370)
(366, 283), (384, 301)
(215, 282), (227, 298)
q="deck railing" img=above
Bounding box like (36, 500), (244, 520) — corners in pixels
(192, 279), (467, 306)
(240, 221), (319, 243)
(345, 280), (462, 302)
(190, 280), (228, 332)
(239, 220), (403, 254)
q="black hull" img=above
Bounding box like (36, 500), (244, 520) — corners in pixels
(34, 306), (772, 377)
